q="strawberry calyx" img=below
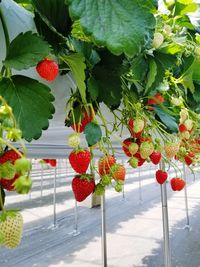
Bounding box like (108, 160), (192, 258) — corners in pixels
(79, 174), (94, 182)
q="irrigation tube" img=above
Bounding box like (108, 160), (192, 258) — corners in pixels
(160, 161), (171, 267)
(183, 164), (190, 229)
(101, 194), (107, 267)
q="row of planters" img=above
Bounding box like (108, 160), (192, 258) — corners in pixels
(1, 0), (200, 251)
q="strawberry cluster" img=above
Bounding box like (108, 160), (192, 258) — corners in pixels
(0, 150), (32, 194)
(69, 149), (95, 202)
(95, 155), (126, 194)
(122, 118), (162, 168)
(155, 169), (185, 191)
(42, 159), (57, 167)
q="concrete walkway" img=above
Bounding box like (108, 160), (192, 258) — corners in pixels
(1, 160), (200, 267)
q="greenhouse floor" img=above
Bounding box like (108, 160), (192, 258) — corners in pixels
(1, 160), (200, 267)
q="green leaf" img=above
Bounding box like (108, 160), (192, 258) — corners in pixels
(193, 83), (200, 103)
(87, 77), (99, 101)
(0, 76), (55, 141)
(0, 162), (16, 180)
(179, 72), (195, 93)
(145, 58), (157, 94)
(67, 0), (155, 56)
(154, 106), (178, 133)
(158, 42), (184, 55)
(92, 50), (125, 109)
(151, 52), (177, 90)
(174, 2), (197, 15)
(130, 56), (148, 82)
(71, 38), (100, 67)
(84, 122), (102, 146)
(61, 53), (86, 103)
(192, 59), (200, 82)
(4, 31), (51, 70)
(176, 16), (194, 30)
(33, 0), (71, 50)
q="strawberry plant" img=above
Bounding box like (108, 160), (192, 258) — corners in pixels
(1, 0), (200, 248)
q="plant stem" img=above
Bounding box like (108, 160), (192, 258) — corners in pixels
(0, 7), (11, 77)
(0, 186), (5, 212)
(0, 7), (10, 57)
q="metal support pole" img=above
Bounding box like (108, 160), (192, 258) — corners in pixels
(29, 158), (33, 200)
(53, 166), (57, 228)
(160, 161), (171, 267)
(68, 199), (80, 236)
(183, 164), (190, 230)
(122, 160), (125, 200)
(101, 194), (107, 267)
(40, 163), (44, 199)
(138, 167), (142, 203)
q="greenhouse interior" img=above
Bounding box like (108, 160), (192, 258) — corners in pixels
(1, 0), (200, 266)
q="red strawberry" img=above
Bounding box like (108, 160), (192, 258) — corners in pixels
(72, 175), (95, 202)
(0, 150), (21, 191)
(98, 155), (116, 176)
(71, 111), (93, 133)
(155, 170), (168, 184)
(110, 164), (126, 181)
(134, 152), (146, 166)
(170, 178), (185, 191)
(0, 175), (19, 191)
(184, 152), (195, 166)
(122, 138), (138, 157)
(69, 150), (91, 174)
(48, 159), (57, 167)
(150, 151), (161, 165)
(137, 136), (153, 146)
(147, 93), (164, 111)
(36, 58), (59, 81)
(43, 159), (57, 167)
(43, 159), (49, 164)
(179, 124), (187, 133)
(128, 118), (145, 138)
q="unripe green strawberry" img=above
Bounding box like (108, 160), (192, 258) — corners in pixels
(140, 141), (154, 159)
(180, 109), (188, 123)
(114, 181), (124, 192)
(179, 147), (187, 156)
(184, 119), (193, 131)
(170, 97), (182, 106)
(94, 183), (105, 196)
(164, 142), (179, 159)
(0, 105), (12, 117)
(195, 46), (200, 57)
(133, 119), (145, 133)
(128, 157), (138, 168)
(164, 25), (172, 35)
(13, 176), (32, 194)
(128, 143), (139, 155)
(152, 32), (164, 49)
(180, 131), (190, 140)
(14, 158), (32, 174)
(7, 128), (22, 141)
(101, 175), (111, 186)
(68, 133), (80, 148)
(0, 211), (23, 249)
